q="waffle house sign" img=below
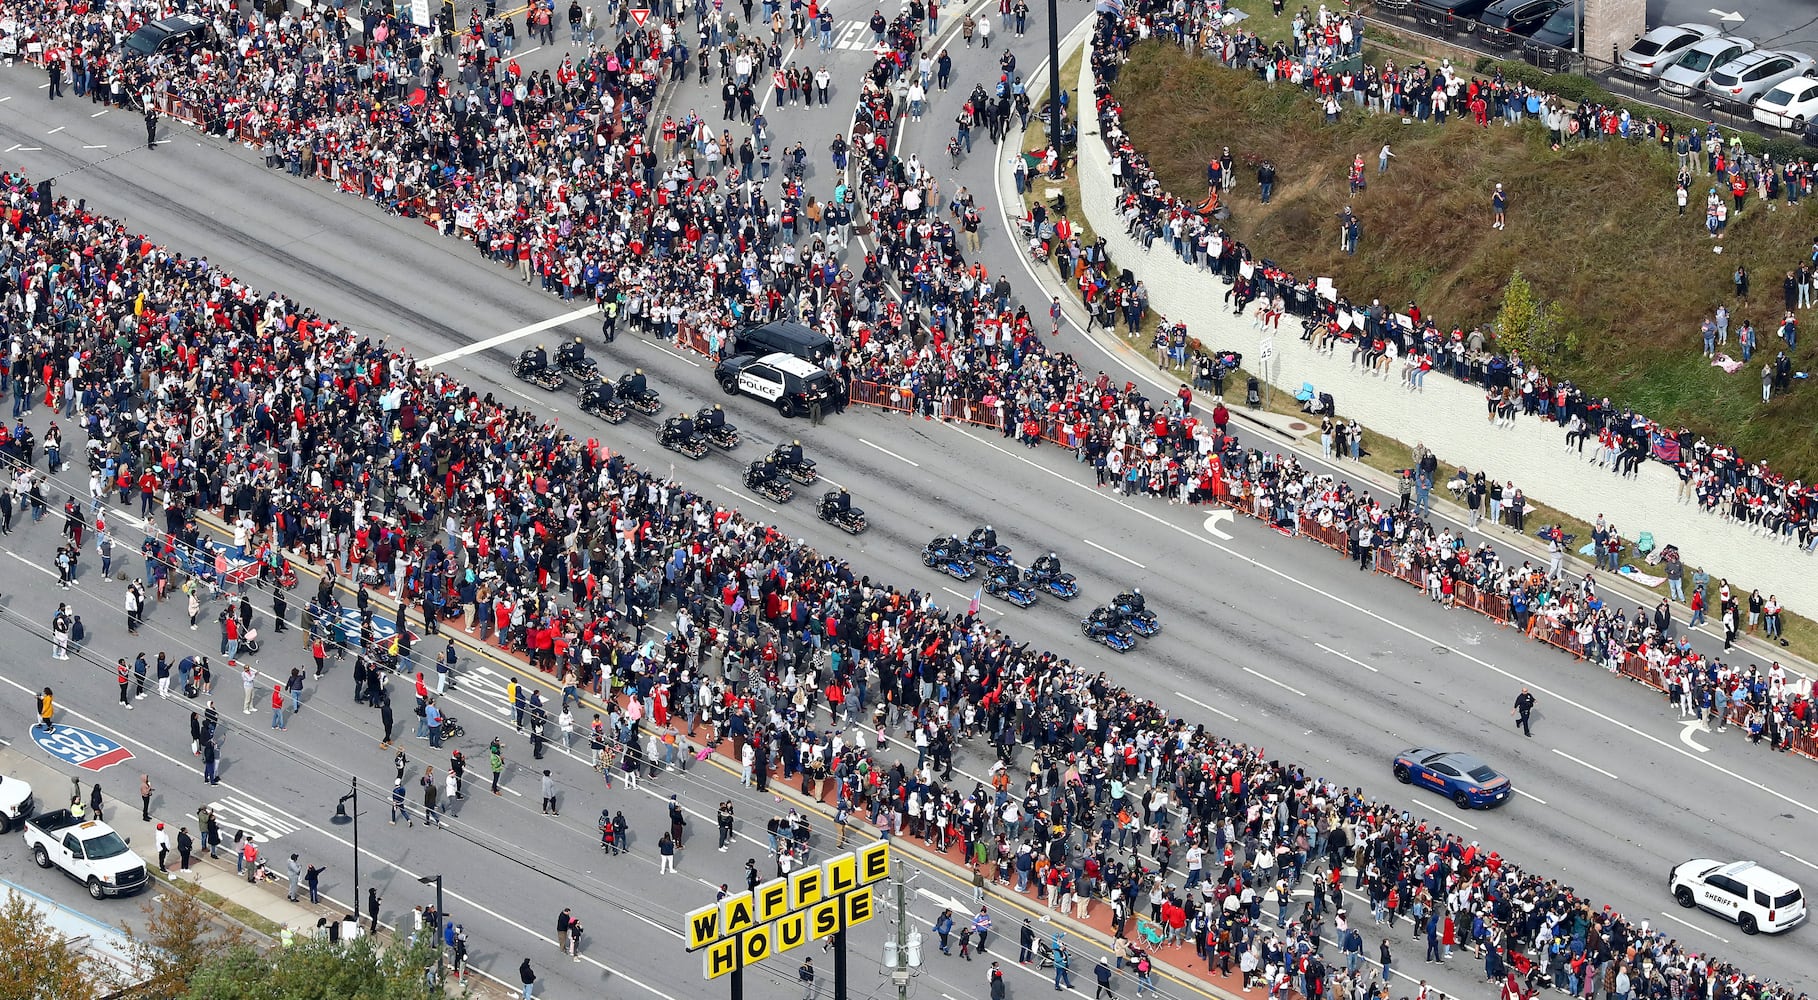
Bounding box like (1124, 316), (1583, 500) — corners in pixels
(686, 840), (888, 980)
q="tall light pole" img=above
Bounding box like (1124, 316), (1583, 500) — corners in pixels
(1048, 0), (1065, 158)
(332, 778), (361, 909)
(419, 873), (445, 996)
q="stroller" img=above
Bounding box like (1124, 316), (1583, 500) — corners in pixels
(439, 714), (465, 742)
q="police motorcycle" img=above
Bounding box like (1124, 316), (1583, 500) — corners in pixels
(513, 344), (566, 391)
(1109, 588), (1160, 636)
(658, 411), (711, 460)
(771, 440), (818, 485)
(817, 488), (867, 535)
(616, 369), (663, 415)
(743, 456), (795, 504)
(964, 525), (1015, 571)
(697, 404), (740, 451)
(984, 564), (1039, 609)
(577, 377), (627, 423)
(1025, 552), (1079, 600)
(920, 535), (977, 581)
(555, 337), (601, 383)
(1080, 605), (1139, 653)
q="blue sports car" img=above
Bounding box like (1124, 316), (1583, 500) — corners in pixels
(1392, 748), (1513, 809)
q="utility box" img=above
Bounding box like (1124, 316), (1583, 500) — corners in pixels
(1584, 0), (1647, 64)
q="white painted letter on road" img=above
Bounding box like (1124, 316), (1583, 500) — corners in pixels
(1204, 509), (1234, 540)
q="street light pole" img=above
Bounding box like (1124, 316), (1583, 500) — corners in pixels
(333, 778), (361, 912)
(419, 874), (444, 996)
(1047, 0), (1064, 157)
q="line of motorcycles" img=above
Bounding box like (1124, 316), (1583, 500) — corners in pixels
(513, 347), (664, 425)
(920, 528), (1158, 653)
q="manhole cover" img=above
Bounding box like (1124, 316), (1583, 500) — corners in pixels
(1432, 645), (1449, 655)
(1287, 421), (1309, 432)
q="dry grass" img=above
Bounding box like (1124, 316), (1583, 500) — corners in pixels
(1113, 43), (1818, 478)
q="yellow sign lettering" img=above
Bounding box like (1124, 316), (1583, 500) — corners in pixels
(789, 866), (824, 912)
(857, 840), (890, 885)
(741, 922), (774, 966)
(844, 888), (876, 929)
(703, 938), (740, 980)
(824, 853), (858, 895)
(809, 898), (842, 941)
(775, 911), (807, 955)
(757, 879), (792, 923)
(686, 904), (722, 951)
(722, 892), (756, 937)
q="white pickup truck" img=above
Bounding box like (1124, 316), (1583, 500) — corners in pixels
(0, 774), (31, 833)
(22, 809), (150, 899)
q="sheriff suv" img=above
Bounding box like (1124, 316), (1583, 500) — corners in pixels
(1670, 859), (1806, 935)
(715, 352), (837, 418)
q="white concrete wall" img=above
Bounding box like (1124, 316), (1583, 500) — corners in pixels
(1072, 50), (1818, 615)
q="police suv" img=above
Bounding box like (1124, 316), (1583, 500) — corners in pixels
(715, 352), (837, 418)
(1670, 859), (1806, 934)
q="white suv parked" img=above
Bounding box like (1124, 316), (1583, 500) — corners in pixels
(1670, 859), (1806, 935)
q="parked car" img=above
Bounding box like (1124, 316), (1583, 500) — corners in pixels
(121, 14), (208, 57)
(1754, 76), (1818, 130)
(22, 809), (149, 899)
(1412, 0), (1497, 34)
(1657, 36), (1755, 97)
(1670, 860), (1806, 935)
(1520, 3), (1580, 69)
(1618, 23), (1719, 78)
(1476, 0), (1559, 50)
(1701, 50), (1817, 111)
(0, 774), (32, 834)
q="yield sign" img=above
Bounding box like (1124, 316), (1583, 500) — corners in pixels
(630, 7), (650, 25)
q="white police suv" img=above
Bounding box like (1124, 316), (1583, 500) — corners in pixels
(715, 352), (837, 418)
(1670, 859), (1806, 934)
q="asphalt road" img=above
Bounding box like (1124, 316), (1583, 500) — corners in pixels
(0, 7), (1815, 999)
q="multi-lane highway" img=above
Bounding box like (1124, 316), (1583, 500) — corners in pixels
(0, 4), (1813, 998)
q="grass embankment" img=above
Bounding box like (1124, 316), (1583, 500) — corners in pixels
(1112, 42), (1818, 478)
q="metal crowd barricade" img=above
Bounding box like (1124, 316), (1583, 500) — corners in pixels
(846, 379), (914, 414)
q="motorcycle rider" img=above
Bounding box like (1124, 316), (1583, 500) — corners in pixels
(778, 439), (806, 470)
(989, 564), (1020, 591)
(701, 405), (729, 436)
(663, 411), (696, 446)
(621, 368), (649, 398)
(557, 336), (586, 371)
(969, 524), (998, 551)
(1114, 588), (1146, 613)
(746, 456), (781, 489)
(823, 488), (852, 516)
(581, 379), (616, 410)
(1031, 552), (1063, 578)
(521, 343), (551, 375)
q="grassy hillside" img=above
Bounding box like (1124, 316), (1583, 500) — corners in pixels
(1112, 43), (1818, 475)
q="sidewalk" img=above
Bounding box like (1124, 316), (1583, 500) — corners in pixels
(982, 46), (1812, 691)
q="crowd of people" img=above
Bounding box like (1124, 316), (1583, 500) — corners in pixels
(1087, 1), (1818, 558)
(0, 4), (1813, 1000)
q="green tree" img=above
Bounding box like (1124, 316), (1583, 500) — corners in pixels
(181, 936), (440, 1000)
(0, 889), (114, 1000)
(1493, 270), (1578, 362)
(124, 882), (249, 999)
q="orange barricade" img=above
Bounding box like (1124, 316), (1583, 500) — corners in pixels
(847, 379), (913, 414)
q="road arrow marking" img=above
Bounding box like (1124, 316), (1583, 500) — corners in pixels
(1204, 508), (1234, 539)
(1679, 719), (1710, 753)
(1709, 8), (1744, 23)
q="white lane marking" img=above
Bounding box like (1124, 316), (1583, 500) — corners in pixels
(1514, 788), (1548, 805)
(1658, 910), (1729, 943)
(1409, 801), (1478, 830)
(90, 108), (108, 117)
(82, 144), (106, 149)
(47, 126), (64, 134)
(1203, 509), (1235, 539)
(0, 669), (671, 997)
(713, 483), (779, 514)
(1313, 642), (1379, 673)
(1679, 719), (1710, 753)
(513, 45), (543, 59)
(1242, 666), (1306, 698)
(418, 304), (598, 366)
(1081, 538), (1144, 568)
(17, 146), (42, 152)
(1550, 748), (1618, 780)
(6, 552), (57, 578)
(1172, 690), (1238, 723)
(1779, 850), (1818, 872)
(0, 95), (13, 101)
(4, 144), (19, 153)
(942, 586), (1004, 616)
(645, 342), (701, 366)
(857, 437), (920, 467)
(938, 422), (1818, 819)
(817, 476), (844, 490)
